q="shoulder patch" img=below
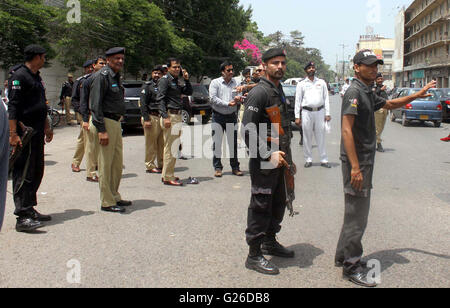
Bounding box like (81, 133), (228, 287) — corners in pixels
(12, 80), (20, 86)
(350, 98), (358, 108)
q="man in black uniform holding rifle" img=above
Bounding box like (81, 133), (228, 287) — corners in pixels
(336, 49), (436, 287)
(241, 48), (296, 275)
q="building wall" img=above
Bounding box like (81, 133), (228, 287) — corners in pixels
(394, 8), (406, 87)
(404, 0), (450, 88)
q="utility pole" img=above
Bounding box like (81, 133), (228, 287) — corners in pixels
(339, 43), (348, 84)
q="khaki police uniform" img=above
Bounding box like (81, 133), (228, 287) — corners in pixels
(140, 80), (164, 171)
(157, 73), (193, 182)
(374, 85), (389, 144)
(90, 65), (125, 207)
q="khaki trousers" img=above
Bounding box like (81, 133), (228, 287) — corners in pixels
(375, 108), (388, 144)
(160, 114), (182, 181)
(142, 116), (164, 170)
(64, 97), (73, 122)
(72, 112), (86, 166)
(87, 118), (99, 178)
(98, 118), (123, 207)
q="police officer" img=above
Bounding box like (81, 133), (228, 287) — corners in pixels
(8, 44), (54, 232)
(71, 59), (95, 173)
(336, 49), (436, 287)
(242, 48), (295, 275)
(157, 58), (193, 186)
(80, 56), (107, 182)
(373, 73), (389, 152)
(60, 73), (75, 125)
(140, 65), (164, 174)
(90, 47), (131, 213)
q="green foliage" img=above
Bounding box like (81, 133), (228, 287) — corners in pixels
(0, 0), (55, 70)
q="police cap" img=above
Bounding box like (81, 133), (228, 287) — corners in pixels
(353, 49), (384, 66)
(304, 61), (316, 71)
(262, 48), (286, 63)
(83, 59), (94, 68)
(24, 44), (46, 57)
(376, 73), (383, 79)
(105, 47), (125, 57)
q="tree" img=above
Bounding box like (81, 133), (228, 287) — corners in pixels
(0, 0), (56, 73)
(153, 0), (252, 78)
(52, 0), (199, 76)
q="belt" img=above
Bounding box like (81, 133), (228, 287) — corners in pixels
(168, 109), (181, 115)
(104, 112), (122, 121)
(303, 105), (324, 112)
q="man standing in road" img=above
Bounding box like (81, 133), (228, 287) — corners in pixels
(242, 48), (295, 275)
(336, 49), (436, 287)
(71, 59), (94, 173)
(8, 45), (54, 232)
(0, 100), (8, 232)
(140, 65), (164, 174)
(157, 58), (193, 187)
(340, 78), (351, 97)
(373, 73), (389, 152)
(295, 62), (331, 168)
(80, 56), (107, 182)
(209, 61), (244, 178)
(60, 73), (75, 125)
(90, 47), (131, 213)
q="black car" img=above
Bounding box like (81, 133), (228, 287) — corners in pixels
(181, 84), (212, 125)
(282, 84), (297, 122)
(122, 80), (144, 129)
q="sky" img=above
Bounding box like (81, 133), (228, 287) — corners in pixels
(239, 0), (413, 68)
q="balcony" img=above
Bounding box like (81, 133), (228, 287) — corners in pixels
(405, 0), (440, 27)
(405, 15), (449, 42)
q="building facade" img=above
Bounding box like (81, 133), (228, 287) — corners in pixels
(356, 35), (396, 88)
(404, 0), (450, 88)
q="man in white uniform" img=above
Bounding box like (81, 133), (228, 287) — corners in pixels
(340, 78), (351, 97)
(295, 62), (331, 168)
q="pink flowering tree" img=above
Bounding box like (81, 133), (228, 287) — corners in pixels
(234, 39), (262, 65)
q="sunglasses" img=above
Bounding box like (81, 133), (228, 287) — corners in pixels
(226, 69), (234, 72)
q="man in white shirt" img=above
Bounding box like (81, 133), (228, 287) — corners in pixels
(295, 62), (331, 168)
(340, 78), (351, 97)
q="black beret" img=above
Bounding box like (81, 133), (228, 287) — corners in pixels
(151, 65), (164, 73)
(262, 48), (286, 62)
(83, 59), (94, 68)
(353, 49), (384, 66)
(304, 62), (316, 71)
(24, 44), (46, 56)
(105, 47), (125, 57)
(376, 73), (383, 79)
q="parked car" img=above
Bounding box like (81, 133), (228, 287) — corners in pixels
(121, 80), (145, 129)
(432, 88), (450, 121)
(284, 78), (303, 86)
(391, 88), (443, 127)
(390, 87), (407, 99)
(182, 84), (212, 125)
(282, 84), (297, 122)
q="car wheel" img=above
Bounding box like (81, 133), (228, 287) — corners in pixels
(434, 121), (441, 128)
(401, 113), (409, 127)
(181, 109), (191, 124)
(390, 112), (396, 122)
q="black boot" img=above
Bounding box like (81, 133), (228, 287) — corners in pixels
(377, 143), (385, 152)
(261, 235), (295, 258)
(30, 208), (52, 222)
(245, 244), (280, 275)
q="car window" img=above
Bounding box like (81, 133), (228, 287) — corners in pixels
(432, 89), (443, 98)
(193, 85), (209, 96)
(282, 86), (296, 96)
(412, 90), (437, 101)
(123, 85), (142, 98)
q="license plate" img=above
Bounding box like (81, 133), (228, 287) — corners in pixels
(200, 110), (206, 115)
(419, 115), (429, 120)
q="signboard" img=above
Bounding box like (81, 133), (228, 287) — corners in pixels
(412, 70), (425, 79)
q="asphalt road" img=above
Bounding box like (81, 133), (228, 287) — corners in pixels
(0, 94), (449, 288)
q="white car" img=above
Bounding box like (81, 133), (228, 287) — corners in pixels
(284, 78), (303, 86)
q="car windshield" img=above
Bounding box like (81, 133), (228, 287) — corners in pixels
(439, 89), (450, 97)
(193, 85), (209, 96)
(282, 86), (296, 96)
(412, 90), (437, 101)
(124, 84), (142, 98)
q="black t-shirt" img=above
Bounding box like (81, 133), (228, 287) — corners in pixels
(340, 78), (386, 165)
